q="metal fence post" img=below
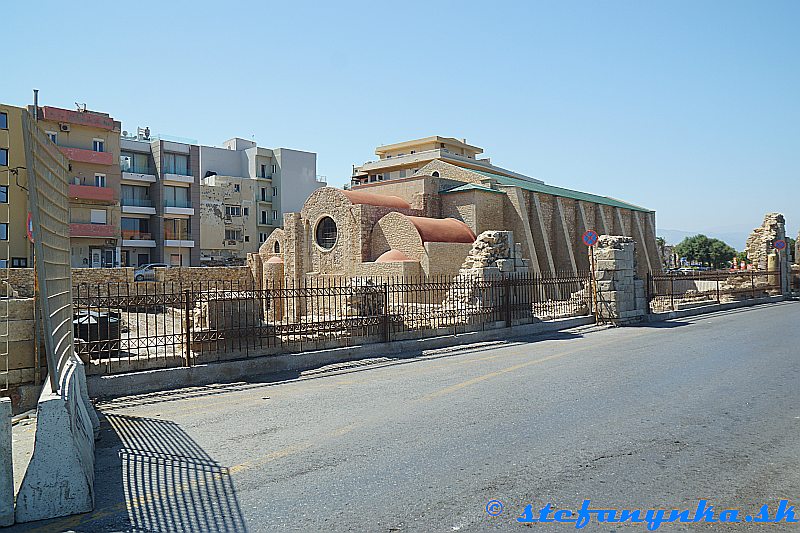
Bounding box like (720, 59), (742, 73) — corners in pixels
(670, 275), (675, 311)
(184, 289), (192, 366)
(751, 271), (756, 299)
(716, 275), (721, 304)
(382, 283), (390, 343)
(503, 276), (512, 328)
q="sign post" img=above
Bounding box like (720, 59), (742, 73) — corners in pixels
(582, 230), (600, 324)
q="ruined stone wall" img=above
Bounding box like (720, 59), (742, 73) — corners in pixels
(746, 213), (786, 270)
(593, 235), (647, 324)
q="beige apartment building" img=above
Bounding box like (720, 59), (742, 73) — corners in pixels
(351, 136), (543, 186)
(0, 104), (32, 268)
(32, 104), (122, 268)
(198, 138), (324, 263)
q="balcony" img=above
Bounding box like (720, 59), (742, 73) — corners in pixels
(164, 199), (194, 216)
(121, 197), (156, 215)
(69, 184), (116, 203)
(163, 231), (194, 248)
(162, 169), (194, 184)
(59, 146), (114, 166)
(121, 166), (157, 183)
(70, 223), (117, 239)
(121, 230), (156, 248)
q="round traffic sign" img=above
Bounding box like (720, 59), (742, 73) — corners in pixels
(774, 239), (787, 250)
(582, 229), (599, 247)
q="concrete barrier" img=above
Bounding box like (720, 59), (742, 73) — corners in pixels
(14, 355), (99, 523)
(0, 398), (12, 527)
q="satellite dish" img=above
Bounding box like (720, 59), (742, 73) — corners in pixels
(122, 131), (129, 136)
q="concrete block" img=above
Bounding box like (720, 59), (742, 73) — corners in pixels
(6, 341), (37, 370)
(15, 356), (99, 523)
(0, 398), (12, 527)
(6, 298), (34, 321)
(4, 320), (35, 342)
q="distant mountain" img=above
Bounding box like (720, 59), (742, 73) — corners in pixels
(657, 229), (749, 250)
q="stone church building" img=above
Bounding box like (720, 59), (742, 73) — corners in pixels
(250, 139), (660, 286)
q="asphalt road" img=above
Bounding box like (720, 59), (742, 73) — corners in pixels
(14, 301), (800, 532)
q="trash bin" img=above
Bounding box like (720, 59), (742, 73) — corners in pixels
(73, 310), (121, 359)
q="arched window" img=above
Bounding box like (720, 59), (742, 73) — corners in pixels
(274, 241), (281, 253)
(432, 171), (440, 177)
(315, 217), (337, 249)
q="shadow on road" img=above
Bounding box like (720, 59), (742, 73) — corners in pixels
(32, 413), (250, 533)
(98, 327), (588, 412)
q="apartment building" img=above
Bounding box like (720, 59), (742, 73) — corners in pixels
(351, 136), (544, 187)
(118, 133), (200, 267)
(0, 104), (32, 268)
(198, 138), (323, 262)
(32, 104), (122, 268)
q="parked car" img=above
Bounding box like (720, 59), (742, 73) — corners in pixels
(134, 263), (169, 282)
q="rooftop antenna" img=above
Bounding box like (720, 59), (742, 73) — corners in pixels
(75, 102), (87, 112)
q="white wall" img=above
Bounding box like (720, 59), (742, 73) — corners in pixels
(273, 148), (323, 216)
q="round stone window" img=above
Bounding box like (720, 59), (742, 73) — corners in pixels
(315, 216), (338, 250)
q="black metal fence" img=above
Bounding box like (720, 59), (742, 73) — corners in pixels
(646, 270), (782, 312)
(72, 272), (592, 375)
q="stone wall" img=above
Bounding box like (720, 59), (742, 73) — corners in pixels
(73, 267), (134, 286)
(155, 266), (255, 286)
(2, 298), (45, 399)
(5, 268), (35, 298)
(593, 235), (647, 325)
(746, 212), (786, 271)
(745, 213), (789, 293)
(421, 242), (474, 278)
(370, 212), (426, 262)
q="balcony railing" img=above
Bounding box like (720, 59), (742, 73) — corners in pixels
(164, 230), (191, 240)
(164, 199), (192, 208)
(59, 146), (114, 166)
(121, 165), (156, 175)
(121, 198), (154, 207)
(69, 183), (116, 202)
(70, 223), (117, 238)
(122, 230), (153, 240)
(163, 167), (193, 177)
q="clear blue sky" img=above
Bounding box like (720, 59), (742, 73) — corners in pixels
(3, 0), (798, 248)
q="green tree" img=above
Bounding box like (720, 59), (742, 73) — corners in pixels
(673, 234), (737, 269)
(787, 236), (795, 263)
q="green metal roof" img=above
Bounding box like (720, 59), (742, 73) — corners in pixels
(440, 183), (505, 195)
(470, 169), (653, 213)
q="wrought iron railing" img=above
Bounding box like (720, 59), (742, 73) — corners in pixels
(646, 270), (782, 313)
(71, 273), (592, 375)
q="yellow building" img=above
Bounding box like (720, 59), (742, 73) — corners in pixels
(0, 104), (32, 268)
(32, 104), (122, 268)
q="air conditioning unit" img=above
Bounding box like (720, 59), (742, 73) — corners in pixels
(59, 123), (71, 132)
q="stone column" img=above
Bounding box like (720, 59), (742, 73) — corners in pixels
(0, 397), (12, 527)
(592, 235), (647, 325)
